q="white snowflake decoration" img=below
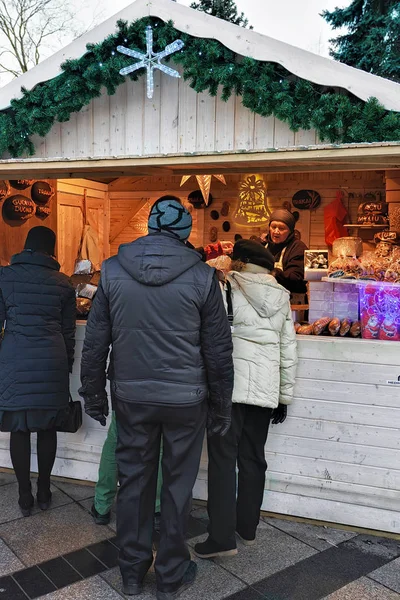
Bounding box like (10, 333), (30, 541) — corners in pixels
(117, 26), (184, 99)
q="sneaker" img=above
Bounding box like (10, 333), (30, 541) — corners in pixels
(90, 503), (111, 525)
(156, 560), (197, 600)
(236, 531), (256, 546)
(193, 537), (237, 559)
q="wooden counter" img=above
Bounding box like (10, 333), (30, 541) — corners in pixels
(1, 327), (399, 533)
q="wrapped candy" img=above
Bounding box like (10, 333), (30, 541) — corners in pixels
(73, 259), (93, 275)
(375, 241), (393, 259)
(332, 237), (363, 258)
(328, 256), (363, 278)
(76, 283), (98, 300)
(76, 297), (92, 318)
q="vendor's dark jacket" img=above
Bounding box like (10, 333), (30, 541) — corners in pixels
(0, 251), (76, 411)
(80, 232), (234, 413)
(265, 234), (308, 294)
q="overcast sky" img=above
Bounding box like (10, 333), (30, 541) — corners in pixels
(0, 0), (350, 86)
(91, 0), (350, 56)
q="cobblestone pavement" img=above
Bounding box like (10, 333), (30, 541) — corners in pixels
(1, 470), (399, 600)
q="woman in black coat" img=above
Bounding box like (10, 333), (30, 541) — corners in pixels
(261, 209), (308, 299)
(0, 227), (76, 516)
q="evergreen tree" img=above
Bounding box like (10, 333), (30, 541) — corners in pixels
(190, 0), (252, 28)
(322, 0), (400, 82)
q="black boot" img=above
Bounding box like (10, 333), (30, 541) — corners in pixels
(194, 536), (237, 559)
(18, 491), (34, 517)
(37, 481), (52, 511)
(156, 560), (197, 600)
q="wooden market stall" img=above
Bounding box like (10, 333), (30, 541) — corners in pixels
(0, 0), (400, 534)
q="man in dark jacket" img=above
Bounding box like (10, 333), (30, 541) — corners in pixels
(80, 197), (234, 600)
(261, 209), (308, 297)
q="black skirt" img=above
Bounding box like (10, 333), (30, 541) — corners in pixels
(0, 408), (69, 433)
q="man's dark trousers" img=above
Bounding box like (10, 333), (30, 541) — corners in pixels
(115, 399), (206, 593)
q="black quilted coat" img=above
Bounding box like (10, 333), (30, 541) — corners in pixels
(0, 251), (76, 411)
(80, 232), (234, 413)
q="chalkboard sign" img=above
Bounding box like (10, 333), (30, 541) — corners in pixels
(292, 190), (321, 210)
(31, 181), (54, 205)
(9, 180), (33, 190)
(0, 180), (9, 202)
(3, 195), (35, 221)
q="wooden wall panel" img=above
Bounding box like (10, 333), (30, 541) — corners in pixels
(109, 84), (128, 156)
(36, 76), (320, 159)
(57, 179), (108, 274)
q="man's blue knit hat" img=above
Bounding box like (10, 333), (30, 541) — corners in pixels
(148, 197), (192, 241)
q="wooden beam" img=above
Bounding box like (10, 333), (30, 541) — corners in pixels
(109, 198), (149, 243)
(1, 145), (400, 179)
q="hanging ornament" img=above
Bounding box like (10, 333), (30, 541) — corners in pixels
(31, 181), (54, 205)
(234, 175), (271, 226)
(180, 174), (226, 205)
(117, 26), (184, 99)
(9, 179), (33, 190)
(3, 195), (35, 221)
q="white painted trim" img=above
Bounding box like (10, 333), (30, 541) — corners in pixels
(1, 0), (400, 112)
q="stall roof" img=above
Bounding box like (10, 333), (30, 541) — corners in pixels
(1, 0), (400, 112)
(0, 142), (399, 180)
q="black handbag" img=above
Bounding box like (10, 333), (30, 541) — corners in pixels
(57, 395), (83, 433)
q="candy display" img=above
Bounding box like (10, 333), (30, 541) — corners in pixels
(359, 282), (400, 342)
(328, 256), (364, 278)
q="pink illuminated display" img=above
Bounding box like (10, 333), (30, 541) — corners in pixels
(359, 282), (400, 342)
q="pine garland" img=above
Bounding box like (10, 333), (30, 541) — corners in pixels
(0, 16), (400, 159)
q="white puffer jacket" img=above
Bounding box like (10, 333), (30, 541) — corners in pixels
(225, 266), (298, 409)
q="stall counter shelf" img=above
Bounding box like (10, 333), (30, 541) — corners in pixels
(0, 324), (399, 534)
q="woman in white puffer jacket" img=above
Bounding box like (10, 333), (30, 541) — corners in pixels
(195, 239), (298, 559)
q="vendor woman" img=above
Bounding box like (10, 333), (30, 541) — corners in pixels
(261, 209), (307, 302)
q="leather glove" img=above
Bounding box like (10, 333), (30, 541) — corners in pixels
(207, 408), (231, 437)
(84, 392), (109, 426)
(271, 403), (287, 425)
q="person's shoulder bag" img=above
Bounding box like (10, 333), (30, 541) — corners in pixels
(57, 395), (83, 433)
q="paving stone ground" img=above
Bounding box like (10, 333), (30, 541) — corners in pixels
(0, 470), (399, 600)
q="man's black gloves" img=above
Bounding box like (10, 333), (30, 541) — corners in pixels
(207, 407), (231, 437)
(83, 392), (109, 426)
(271, 403), (287, 425)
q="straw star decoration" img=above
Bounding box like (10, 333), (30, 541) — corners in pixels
(180, 175), (227, 205)
(117, 26), (184, 99)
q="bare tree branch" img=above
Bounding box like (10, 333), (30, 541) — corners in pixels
(0, 0), (101, 78)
